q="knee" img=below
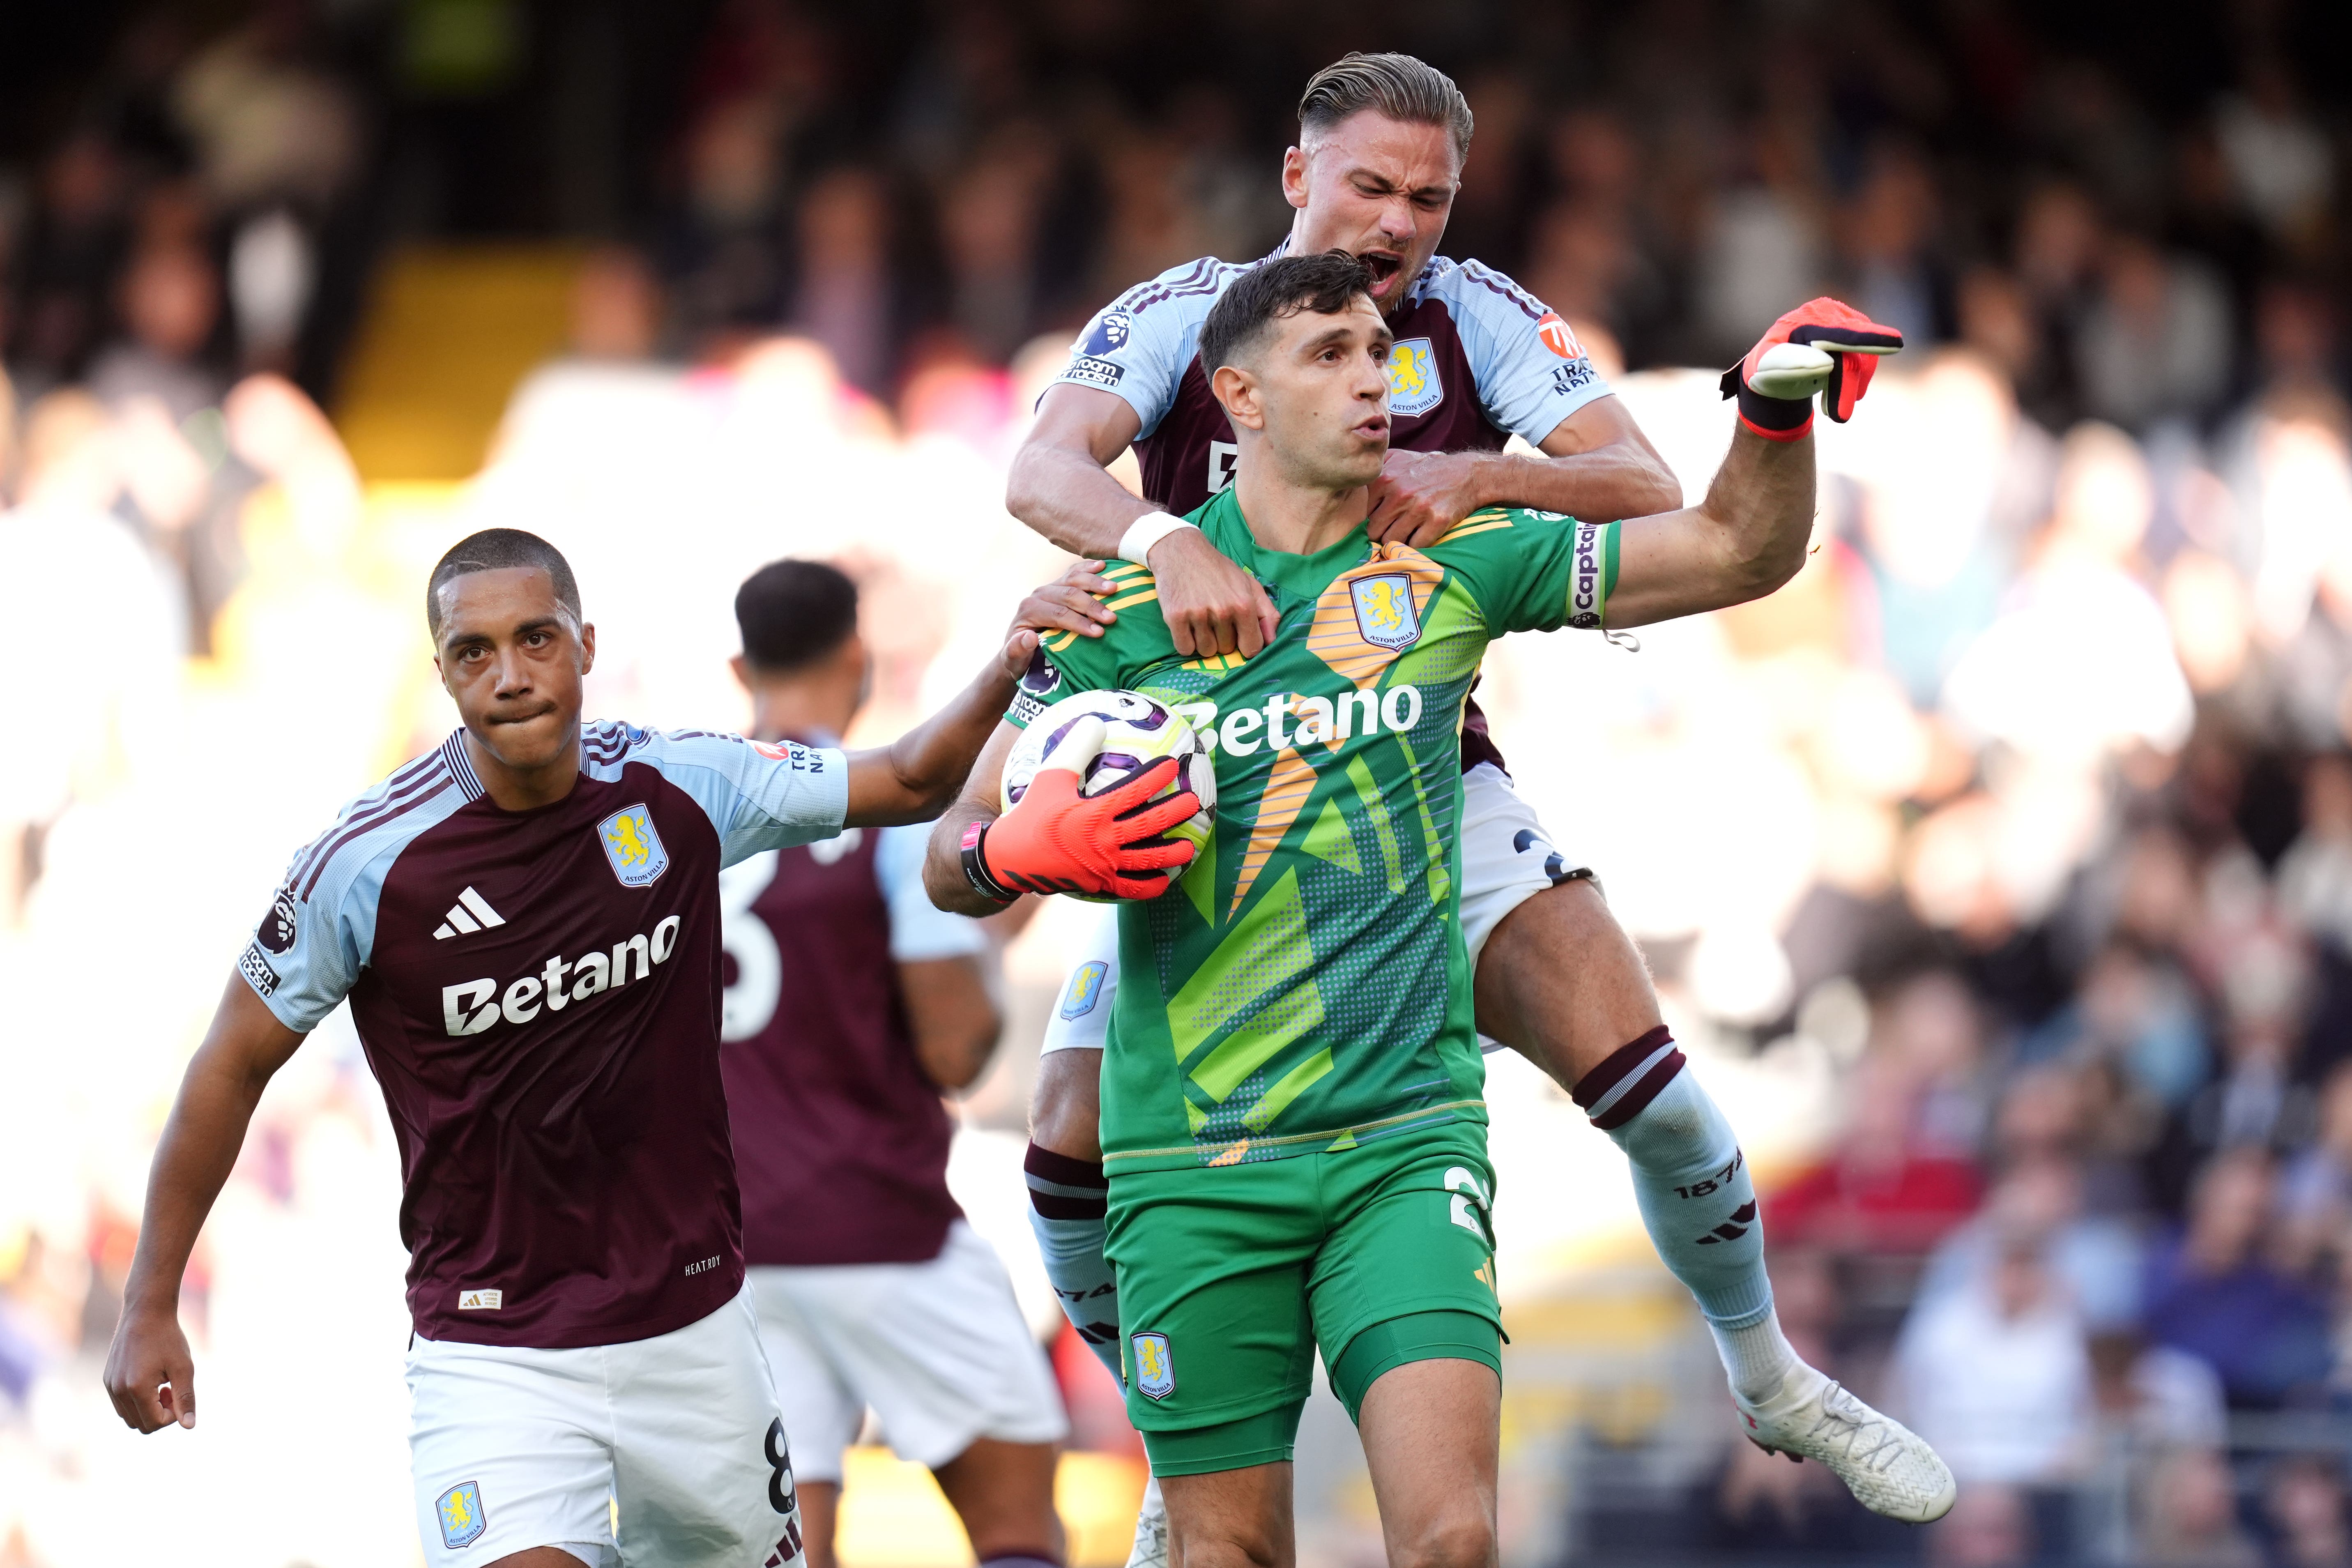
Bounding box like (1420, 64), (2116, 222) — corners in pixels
(1029, 1054), (1103, 1161)
(1389, 1512), (1497, 1568)
(1171, 1522), (1285, 1568)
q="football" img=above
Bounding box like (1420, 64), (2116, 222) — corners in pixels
(1001, 689), (1217, 900)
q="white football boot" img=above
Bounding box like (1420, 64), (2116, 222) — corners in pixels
(1125, 1474), (1168, 1568)
(1737, 1364), (1957, 1524)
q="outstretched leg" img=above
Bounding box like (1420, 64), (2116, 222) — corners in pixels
(1475, 877), (1954, 1524)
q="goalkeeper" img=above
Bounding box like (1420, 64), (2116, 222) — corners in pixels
(927, 251), (1951, 1568)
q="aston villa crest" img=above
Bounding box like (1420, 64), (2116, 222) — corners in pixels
(1349, 573), (1422, 651)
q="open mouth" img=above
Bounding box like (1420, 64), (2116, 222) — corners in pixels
(1355, 412), (1391, 440)
(1359, 251), (1403, 290)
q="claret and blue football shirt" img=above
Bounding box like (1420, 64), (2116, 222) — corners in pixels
(241, 722), (847, 1348)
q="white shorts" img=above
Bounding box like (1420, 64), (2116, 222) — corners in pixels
(1038, 762), (1592, 1055)
(749, 1220), (1068, 1484)
(405, 1283), (804, 1568)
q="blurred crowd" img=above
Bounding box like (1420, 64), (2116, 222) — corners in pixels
(3, 2), (2352, 1566)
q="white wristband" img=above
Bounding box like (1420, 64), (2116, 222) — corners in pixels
(1118, 511), (1196, 565)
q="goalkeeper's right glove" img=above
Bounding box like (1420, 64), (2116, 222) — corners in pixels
(962, 716), (1201, 902)
(1720, 297), (1905, 441)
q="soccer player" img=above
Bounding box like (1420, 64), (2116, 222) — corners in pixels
(929, 254), (1954, 1568)
(719, 560), (1067, 1568)
(1003, 51), (1925, 1546)
(99, 529), (1113, 1568)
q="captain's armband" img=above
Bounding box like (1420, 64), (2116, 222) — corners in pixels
(1567, 520), (1619, 631)
(1567, 519), (1638, 651)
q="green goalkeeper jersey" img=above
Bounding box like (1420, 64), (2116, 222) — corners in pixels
(1011, 486), (1617, 1174)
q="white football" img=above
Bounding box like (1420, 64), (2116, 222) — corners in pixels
(1001, 689), (1216, 901)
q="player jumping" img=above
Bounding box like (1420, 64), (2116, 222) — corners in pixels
(719, 559), (1068, 1568)
(934, 253), (1954, 1568)
(100, 529), (1107, 1568)
(1005, 51), (1942, 1552)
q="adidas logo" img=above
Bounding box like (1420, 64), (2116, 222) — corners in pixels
(433, 887), (508, 940)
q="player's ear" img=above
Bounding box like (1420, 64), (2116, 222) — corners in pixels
(1211, 364), (1265, 432)
(1280, 145), (1310, 211)
(729, 654), (752, 694)
(579, 622), (596, 677)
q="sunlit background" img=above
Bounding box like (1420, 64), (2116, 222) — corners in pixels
(4, 3), (2352, 1566)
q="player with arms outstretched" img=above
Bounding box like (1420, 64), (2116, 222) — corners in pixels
(1005, 51), (1938, 1557)
(937, 255), (1953, 1568)
(101, 530), (1104, 1568)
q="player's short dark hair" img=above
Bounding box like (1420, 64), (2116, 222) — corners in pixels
(1298, 52), (1473, 160)
(1198, 251), (1376, 375)
(426, 528), (582, 638)
(735, 559), (859, 672)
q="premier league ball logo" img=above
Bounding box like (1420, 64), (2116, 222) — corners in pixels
(1079, 310), (1133, 359)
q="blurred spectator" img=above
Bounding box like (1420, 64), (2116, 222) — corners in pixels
(660, 94), (792, 348)
(1942, 421), (2193, 764)
(938, 129), (1055, 364)
(0, 389), (186, 916)
(2137, 1445), (2262, 1566)
(786, 164), (909, 398)
(2213, 59), (2334, 247)
(1892, 1236), (2091, 1486)
(1927, 1481), (2035, 1568)
(568, 245), (665, 363)
(2268, 1454), (2352, 1568)
(1771, 1024), (1984, 1254)
(86, 239), (225, 422)
(2143, 1150), (2331, 1407)
(168, 6), (359, 215)
(1839, 140), (1944, 351)
(1918, 1151), (2145, 1331)
(7, 134), (131, 398)
(2086, 1328), (2229, 1450)
(2077, 233), (2233, 429)
(1694, 120), (1826, 364)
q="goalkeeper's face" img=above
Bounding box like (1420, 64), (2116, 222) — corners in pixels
(1284, 111), (1460, 311)
(433, 566), (597, 773)
(1224, 295), (1394, 493)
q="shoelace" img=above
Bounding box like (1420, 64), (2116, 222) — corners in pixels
(1805, 1382), (1905, 1474)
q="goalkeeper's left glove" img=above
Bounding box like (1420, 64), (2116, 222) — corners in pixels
(1720, 298), (1905, 441)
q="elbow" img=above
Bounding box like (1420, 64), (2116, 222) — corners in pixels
(1003, 446), (1048, 527)
(1734, 529), (1810, 601)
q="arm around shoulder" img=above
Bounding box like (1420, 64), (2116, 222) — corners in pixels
(1005, 385), (1153, 560)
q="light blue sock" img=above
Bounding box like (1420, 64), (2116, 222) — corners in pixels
(1024, 1144), (1124, 1383)
(1573, 1031), (1792, 1400)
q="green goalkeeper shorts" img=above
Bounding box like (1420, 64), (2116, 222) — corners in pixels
(1105, 1123), (1503, 1475)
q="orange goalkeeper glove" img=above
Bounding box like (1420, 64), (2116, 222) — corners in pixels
(1720, 297), (1905, 440)
(963, 717), (1202, 902)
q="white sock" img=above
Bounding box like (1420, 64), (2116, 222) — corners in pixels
(1573, 1029), (1796, 1402)
(1710, 1312), (1804, 1405)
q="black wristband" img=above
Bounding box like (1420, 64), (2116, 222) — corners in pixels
(960, 821), (1020, 905)
(1719, 363), (1814, 440)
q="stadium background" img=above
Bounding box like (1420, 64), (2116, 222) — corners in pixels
(2, 1), (2352, 1563)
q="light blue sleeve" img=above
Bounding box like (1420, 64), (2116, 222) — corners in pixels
(875, 824), (988, 962)
(1444, 260), (1617, 445)
(1046, 258), (1234, 440)
(617, 725), (850, 868)
(244, 781), (469, 1033)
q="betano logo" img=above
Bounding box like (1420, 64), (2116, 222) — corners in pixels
(442, 915), (683, 1036)
(1171, 684), (1424, 758)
